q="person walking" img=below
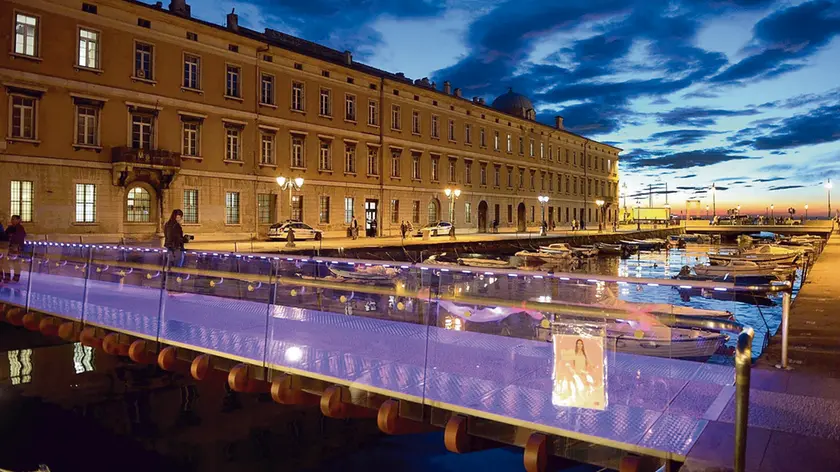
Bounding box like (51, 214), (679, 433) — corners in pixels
(350, 215), (359, 240)
(3, 215), (26, 283)
(400, 220), (407, 239)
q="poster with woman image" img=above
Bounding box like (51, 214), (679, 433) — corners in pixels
(551, 334), (606, 410)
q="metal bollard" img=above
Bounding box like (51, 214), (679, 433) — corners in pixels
(776, 291), (791, 370)
(734, 328), (754, 472)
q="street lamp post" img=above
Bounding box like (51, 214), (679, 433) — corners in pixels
(276, 176), (304, 247)
(826, 180), (833, 219)
(737, 204), (741, 215)
(444, 188), (461, 240)
(770, 204), (774, 222)
(706, 204), (710, 220)
(711, 182), (716, 218)
(805, 204), (809, 221)
(538, 196), (549, 236)
(664, 203), (670, 227)
(596, 199), (605, 232)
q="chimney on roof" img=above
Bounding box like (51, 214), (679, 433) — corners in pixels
(226, 9), (239, 31)
(454, 88), (462, 98)
(472, 96), (479, 103)
(431, 81), (436, 90)
(343, 50), (352, 66)
(555, 116), (564, 130)
(421, 77), (430, 87)
(443, 81), (451, 94)
(168, 0), (191, 17)
(396, 72), (405, 79)
(478, 97), (485, 105)
(154, 1), (162, 7)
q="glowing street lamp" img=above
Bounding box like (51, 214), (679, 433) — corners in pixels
(706, 204), (710, 220)
(538, 195), (549, 236)
(276, 176), (304, 221)
(770, 203), (775, 221)
(596, 199), (605, 232)
(711, 182), (716, 217)
(444, 188), (461, 240)
(805, 204), (809, 221)
(826, 180), (833, 219)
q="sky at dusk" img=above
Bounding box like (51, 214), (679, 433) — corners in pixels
(183, 0), (840, 216)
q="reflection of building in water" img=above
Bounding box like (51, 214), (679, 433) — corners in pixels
(8, 349), (33, 385)
(73, 343), (95, 374)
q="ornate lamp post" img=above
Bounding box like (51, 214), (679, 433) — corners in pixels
(538, 195), (549, 236)
(444, 187), (461, 240)
(711, 182), (716, 218)
(805, 204), (809, 221)
(770, 204), (774, 222)
(276, 176), (304, 221)
(596, 199), (605, 232)
(826, 180), (833, 219)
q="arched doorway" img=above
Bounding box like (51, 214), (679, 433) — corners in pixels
(427, 198), (440, 225)
(478, 201), (488, 233)
(517, 202), (526, 232)
(123, 181), (158, 240)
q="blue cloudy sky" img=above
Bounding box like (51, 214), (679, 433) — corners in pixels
(185, 0), (840, 215)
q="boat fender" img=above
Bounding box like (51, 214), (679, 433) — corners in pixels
(640, 342), (658, 349)
(615, 335), (626, 349)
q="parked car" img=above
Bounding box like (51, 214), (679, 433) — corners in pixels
(269, 221), (323, 240)
(415, 221), (452, 237)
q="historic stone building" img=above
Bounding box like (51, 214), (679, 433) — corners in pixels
(0, 0), (621, 242)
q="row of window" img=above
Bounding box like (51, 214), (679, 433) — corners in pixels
(10, 179), (614, 227)
(11, 11), (616, 173)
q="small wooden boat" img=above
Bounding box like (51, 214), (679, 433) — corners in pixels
(328, 265), (397, 281)
(538, 243), (575, 255)
(693, 260), (780, 277)
(608, 327), (726, 360)
(515, 250), (572, 263)
(708, 245), (800, 266)
(425, 252), (512, 268)
(620, 239), (663, 251)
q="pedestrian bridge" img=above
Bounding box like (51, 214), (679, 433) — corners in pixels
(685, 220), (834, 236)
(0, 243), (766, 472)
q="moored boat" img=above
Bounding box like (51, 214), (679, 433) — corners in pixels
(693, 260), (784, 278)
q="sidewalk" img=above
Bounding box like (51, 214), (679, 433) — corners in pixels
(685, 232), (840, 471)
(184, 227), (669, 253)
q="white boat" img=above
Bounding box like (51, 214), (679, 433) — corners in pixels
(609, 326), (726, 359)
(328, 265), (397, 281)
(709, 245), (800, 266)
(693, 260), (781, 278)
(540, 243), (598, 257)
(515, 250), (572, 263)
(538, 243), (575, 255)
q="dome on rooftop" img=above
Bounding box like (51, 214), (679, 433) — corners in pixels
(491, 88), (535, 120)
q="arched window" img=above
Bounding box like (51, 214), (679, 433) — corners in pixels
(427, 200), (439, 225)
(126, 187), (151, 222)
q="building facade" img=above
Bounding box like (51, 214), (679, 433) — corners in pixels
(0, 0), (621, 242)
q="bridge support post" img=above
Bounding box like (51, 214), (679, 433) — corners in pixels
(79, 327), (103, 350)
(190, 354), (228, 383)
(38, 316), (61, 337)
(270, 373), (318, 405)
(22, 312), (42, 331)
(320, 385), (376, 419)
(5, 307), (25, 326)
(158, 346), (190, 373)
(58, 321), (80, 341)
(443, 415), (501, 454)
(524, 433), (548, 472)
(128, 340), (157, 364)
(377, 399), (433, 435)
(228, 363), (269, 393)
(102, 333), (131, 356)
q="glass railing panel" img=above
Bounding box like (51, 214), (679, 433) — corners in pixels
(155, 251), (273, 365)
(23, 243), (91, 320)
(265, 258), (432, 401)
(83, 246), (166, 340)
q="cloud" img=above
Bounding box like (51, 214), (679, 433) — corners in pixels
(656, 107), (760, 127)
(753, 177), (785, 182)
(711, 1), (840, 85)
(678, 174), (698, 179)
(717, 176), (750, 181)
(758, 164), (794, 172)
(751, 104), (840, 150)
(760, 87), (840, 109)
(645, 129), (723, 146)
(624, 149), (755, 170)
(768, 185), (806, 191)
